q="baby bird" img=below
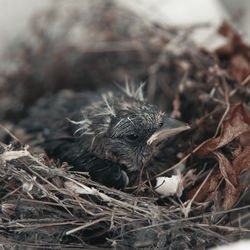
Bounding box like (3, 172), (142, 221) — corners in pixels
(18, 84), (189, 189)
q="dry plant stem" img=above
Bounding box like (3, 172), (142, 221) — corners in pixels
(229, 73), (250, 97)
(0, 124), (21, 143)
(21, 192), (107, 217)
(214, 74), (230, 138)
(63, 176), (152, 216)
(66, 217), (108, 235)
(123, 204), (250, 236)
(2, 186), (22, 200)
(144, 170), (160, 198)
(0, 237), (80, 249)
(228, 211), (250, 229)
(146, 169), (153, 190)
(137, 151), (154, 195)
(195, 226), (230, 244)
(77, 198), (103, 217)
(7, 221), (81, 230)
(171, 70), (188, 118)
(181, 167), (214, 218)
(20, 159), (74, 216)
(197, 223), (250, 233)
(240, 73), (250, 86)
(1, 147), (74, 216)
(20, 198), (80, 208)
(215, 179), (244, 226)
(195, 106), (225, 127)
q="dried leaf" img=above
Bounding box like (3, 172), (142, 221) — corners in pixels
(195, 103), (250, 158)
(230, 54), (250, 82)
(239, 131), (250, 147)
(187, 172), (222, 202)
(213, 151), (237, 187)
(223, 181), (243, 210)
(232, 146), (250, 176)
(216, 21), (241, 56)
(216, 21), (250, 82)
(189, 104), (250, 208)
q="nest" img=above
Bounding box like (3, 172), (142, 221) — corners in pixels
(0, 1), (250, 248)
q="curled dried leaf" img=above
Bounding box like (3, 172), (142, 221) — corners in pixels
(195, 103), (250, 158)
(189, 104), (250, 209)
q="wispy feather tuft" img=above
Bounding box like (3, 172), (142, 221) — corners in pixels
(118, 81), (145, 101)
(67, 117), (94, 135)
(101, 92), (116, 117)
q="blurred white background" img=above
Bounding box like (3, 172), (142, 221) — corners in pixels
(0, 0), (249, 58)
(0, 0), (51, 56)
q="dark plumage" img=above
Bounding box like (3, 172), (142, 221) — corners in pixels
(18, 84), (188, 189)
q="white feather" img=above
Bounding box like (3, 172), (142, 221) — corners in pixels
(102, 93), (116, 117)
(118, 82), (145, 101)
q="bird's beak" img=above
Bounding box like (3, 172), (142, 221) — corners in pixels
(147, 117), (190, 145)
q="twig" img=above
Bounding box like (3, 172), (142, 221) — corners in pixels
(66, 217), (107, 235)
(240, 73), (250, 86)
(122, 204), (250, 236)
(0, 124), (21, 143)
(214, 74), (230, 138)
(197, 223), (250, 232)
(180, 167), (214, 218)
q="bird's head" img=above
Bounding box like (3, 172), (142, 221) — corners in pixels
(71, 83), (189, 172)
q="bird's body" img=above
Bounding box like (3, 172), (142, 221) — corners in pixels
(18, 84), (188, 189)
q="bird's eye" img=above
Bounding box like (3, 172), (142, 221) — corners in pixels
(125, 134), (139, 141)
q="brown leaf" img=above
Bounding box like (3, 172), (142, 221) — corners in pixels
(213, 151), (237, 187)
(230, 54), (250, 82)
(187, 172), (222, 202)
(216, 21), (241, 56)
(215, 21), (250, 82)
(189, 104), (250, 208)
(195, 103), (250, 158)
(239, 131), (250, 147)
(215, 22), (235, 55)
(222, 181), (243, 210)
(232, 145), (250, 176)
